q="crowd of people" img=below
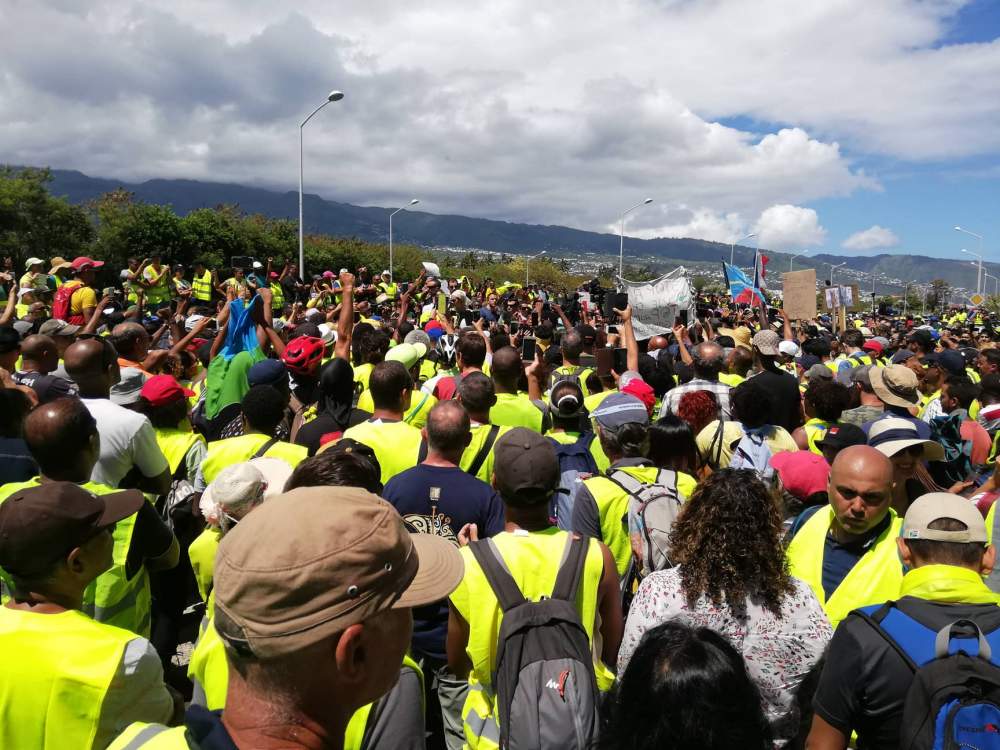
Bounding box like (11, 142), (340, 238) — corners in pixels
(3, 251), (1000, 749)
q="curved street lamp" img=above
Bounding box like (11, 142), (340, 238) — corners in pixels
(389, 199), (420, 282)
(619, 198), (653, 282)
(299, 90), (345, 277)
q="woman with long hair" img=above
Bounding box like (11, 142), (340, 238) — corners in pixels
(619, 469), (831, 746)
(601, 621), (772, 750)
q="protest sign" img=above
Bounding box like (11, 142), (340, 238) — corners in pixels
(781, 269), (817, 320)
(621, 268), (695, 340)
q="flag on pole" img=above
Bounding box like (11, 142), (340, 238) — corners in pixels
(751, 250), (770, 318)
(722, 262), (765, 306)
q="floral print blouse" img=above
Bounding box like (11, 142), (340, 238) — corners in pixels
(619, 568), (832, 746)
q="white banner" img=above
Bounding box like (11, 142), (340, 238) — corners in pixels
(620, 268), (695, 340)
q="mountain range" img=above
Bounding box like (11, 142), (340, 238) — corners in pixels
(43, 168), (992, 294)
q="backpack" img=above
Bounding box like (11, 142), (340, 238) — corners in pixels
(928, 413), (974, 488)
(468, 535), (600, 750)
(547, 433), (599, 530)
(550, 366), (592, 394)
(729, 426), (776, 482)
(51, 282), (79, 322)
(857, 601), (1000, 750)
(606, 468), (682, 578)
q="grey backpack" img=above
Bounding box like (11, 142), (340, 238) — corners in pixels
(469, 535), (600, 750)
(607, 468), (682, 577)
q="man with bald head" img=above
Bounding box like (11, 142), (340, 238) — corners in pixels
(786, 445), (901, 627)
(111, 321), (167, 376)
(659, 339), (732, 420)
(0, 397), (178, 637)
(64, 338), (170, 494)
(647, 334), (669, 353)
(489, 346), (547, 432)
(12, 334), (77, 403)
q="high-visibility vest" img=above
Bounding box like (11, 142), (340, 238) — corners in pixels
(154, 427), (204, 478)
(803, 417), (834, 455)
(550, 365), (595, 397)
(338, 420), (423, 486)
(459, 423), (512, 483)
(581, 465), (676, 577)
(786, 505), (903, 628)
(918, 389), (941, 419)
(143, 267), (171, 304)
(353, 362), (375, 392)
(188, 527), (221, 603)
(489, 393), (545, 433)
(201, 434), (307, 486)
(377, 281), (398, 298)
(449, 529), (613, 750)
(0, 478), (151, 637)
(269, 282), (284, 310)
(718, 372), (745, 388)
(0, 607), (139, 750)
(191, 270), (213, 302)
(547, 430), (611, 474)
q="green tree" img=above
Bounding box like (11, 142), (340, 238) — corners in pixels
(926, 279), (951, 313)
(91, 191), (184, 270)
(0, 166), (94, 262)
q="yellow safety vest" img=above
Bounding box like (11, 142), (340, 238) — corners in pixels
(191, 270), (213, 302)
(154, 428), (204, 477)
(0, 607), (139, 750)
(581, 466), (682, 577)
(188, 527), (221, 603)
(460, 423), (512, 483)
(357, 389), (438, 430)
(339, 419), (424, 486)
(718, 372), (745, 388)
(144, 267), (171, 304)
(449, 529), (613, 750)
(786, 505), (903, 628)
(201, 434), (307, 486)
(918, 389), (941, 419)
(489, 393), (544, 433)
(377, 281), (398, 298)
(803, 417), (833, 455)
(353, 362), (375, 392)
(0, 478), (151, 637)
(269, 282), (284, 310)
(547, 430), (611, 474)
(552, 365), (595, 397)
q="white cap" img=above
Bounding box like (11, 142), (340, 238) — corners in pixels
(904, 493), (988, 544)
(252, 261), (263, 269)
(778, 340), (800, 357)
(382, 270), (391, 277)
(317, 323), (337, 344)
(184, 314), (206, 331)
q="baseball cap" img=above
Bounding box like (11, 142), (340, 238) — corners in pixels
(907, 329), (933, 351)
(38, 319), (81, 338)
(816, 423), (867, 452)
(381, 270), (391, 277)
(752, 329), (781, 356)
(184, 314), (206, 332)
(849, 364), (873, 388)
(385, 342), (427, 370)
(778, 340), (800, 357)
(903, 493), (988, 544)
(870, 365), (920, 408)
(110, 368), (147, 406)
(806, 363), (834, 381)
(493, 428), (561, 504)
(322, 270), (335, 279)
(140, 374), (194, 407)
(591, 392), (650, 429)
(12, 320), (33, 337)
(0, 483), (144, 578)
(862, 340), (883, 356)
(70, 256), (104, 271)
(868, 417), (945, 461)
(404, 329), (432, 349)
(247, 359), (288, 388)
(621, 379), (656, 416)
(891, 349), (917, 365)
(795, 353), (820, 371)
(212, 486), (464, 659)
(25, 257), (44, 269)
(770, 451), (830, 501)
(252, 261), (263, 270)
(925, 349), (965, 377)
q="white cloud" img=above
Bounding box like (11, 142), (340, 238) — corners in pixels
(842, 225), (901, 250)
(752, 205), (827, 250)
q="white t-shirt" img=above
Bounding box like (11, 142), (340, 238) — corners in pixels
(81, 398), (169, 488)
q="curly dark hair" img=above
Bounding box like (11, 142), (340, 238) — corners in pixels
(803, 378), (849, 422)
(677, 390), (718, 435)
(669, 468), (793, 618)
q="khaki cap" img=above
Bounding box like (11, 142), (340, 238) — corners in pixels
(213, 486), (464, 659)
(869, 364), (920, 408)
(904, 493), (988, 544)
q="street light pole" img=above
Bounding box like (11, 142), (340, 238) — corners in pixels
(732, 233), (757, 266)
(388, 199), (420, 282)
(526, 251), (546, 286)
(299, 90), (344, 278)
(619, 198), (653, 283)
(789, 250), (808, 272)
(956, 226), (985, 296)
(827, 262), (847, 286)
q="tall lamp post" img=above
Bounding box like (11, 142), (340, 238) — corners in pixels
(389, 199), (420, 282)
(960, 241), (984, 297)
(827, 261), (847, 286)
(789, 250), (809, 272)
(731, 233), (757, 266)
(299, 90), (345, 278)
(619, 198), (653, 283)
(526, 251), (546, 286)
(985, 271), (999, 297)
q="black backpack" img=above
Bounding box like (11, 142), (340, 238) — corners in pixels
(856, 601), (1000, 750)
(469, 535), (600, 750)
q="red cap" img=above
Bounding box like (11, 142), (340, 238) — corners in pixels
(862, 340), (883, 355)
(424, 320), (443, 332)
(770, 451), (830, 501)
(70, 256), (105, 271)
(140, 374), (194, 406)
(269, 271), (279, 279)
(622, 379), (656, 416)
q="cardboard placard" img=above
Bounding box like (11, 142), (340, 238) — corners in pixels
(781, 269), (817, 320)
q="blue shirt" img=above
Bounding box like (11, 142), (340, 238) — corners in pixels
(383, 463), (504, 660)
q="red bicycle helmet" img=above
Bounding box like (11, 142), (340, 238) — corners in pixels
(281, 336), (325, 376)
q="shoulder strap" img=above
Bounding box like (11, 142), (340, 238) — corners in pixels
(552, 534), (588, 602)
(531, 399), (552, 434)
(605, 468), (646, 498)
(469, 539), (526, 611)
(853, 602), (919, 672)
(467, 425), (500, 477)
(709, 418), (726, 469)
(252, 436), (280, 459)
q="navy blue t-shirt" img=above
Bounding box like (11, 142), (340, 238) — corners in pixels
(383, 463), (505, 661)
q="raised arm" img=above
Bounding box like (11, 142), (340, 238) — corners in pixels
(615, 305), (639, 373)
(673, 322), (694, 366)
(334, 272), (355, 361)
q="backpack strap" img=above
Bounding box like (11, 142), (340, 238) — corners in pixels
(531, 399), (552, 434)
(551, 534), (588, 603)
(469, 539), (526, 612)
(605, 468), (647, 498)
(251, 436), (280, 460)
(708, 417), (726, 470)
(467, 425), (500, 477)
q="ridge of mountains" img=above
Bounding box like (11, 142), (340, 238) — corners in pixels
(43, 168), (990, 293)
